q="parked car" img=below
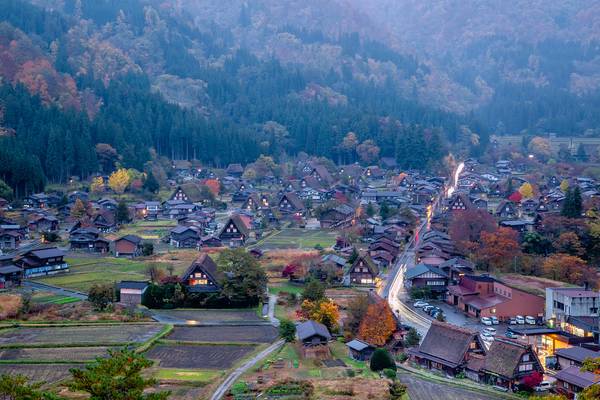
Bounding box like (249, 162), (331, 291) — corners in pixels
(534, 381), (554, 392)
(483, 327), (497, 335)
(432, 311), (444, 319)
(428, 307), (441, 316)
(413, 301), (428, 308)
(481, 331), (494, 338)
(515, 315), (525, 324)
(423, 305), (435, 313)
(480, 317), (493, 326)
(490, 316), (499, 325)
(509, 318), (517, 325)
(505, 331), (518, 339)
(525, 316), (536, 325)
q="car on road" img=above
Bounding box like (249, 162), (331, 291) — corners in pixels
(525, 316), (537, 325)
(534, 381), (554, 392)
(515, 315), (525, 324)
(490, 316), (499, 325)
(483, 327), (497, 335)
(413, 301), (428, 308)
(505, 331), (518, 339)
(480, 317), (493, 326)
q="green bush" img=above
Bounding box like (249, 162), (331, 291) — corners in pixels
(389, 381), (408, 400)
(370, 348), (396, 372)
(383, 368), (397, 379)
(279, 319), (297, 342)
(396, 353), (408, 363)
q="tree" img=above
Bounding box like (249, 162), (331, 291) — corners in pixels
(518, 182), (534, 199)
(108, 169), (130, 194)
(69, 348), (169, 400)
(0, 374), (60, 400)
(542, 254), (594, 286)
(449, 209), (497, 255)
(301, 299), (340, 332)
(90, 176), (104, 193)
(279, 319), (296, 342)
(142, 242), (154, 256)
(380, 202), (392, 220)
(356, 140), (380, 164)
(560, 179), (570, 192)
(404, 327), (421, 347)
(580, 357), (600, 400)
(365, 202), (375, 217)
(562, 186), (583, 218)
(217, 249), (267, 306)
(346, 294), (369, 335)
(340, 132), (358, 162)
(71, 198), (90, 219)
(95, 143), (119, 173)
(370, 348), (396, 372)
(358, 301), (396, 346)
(116, 200), (130, 223)
(302, 279), (325, 302)
(528, 137), (551, 160)
(0, 179), (14, 200)
(477, 228), (522, 272)
(521, 371), (543, 391)
(522, 232), (552, 255)
(389, 381), (408, 400)
(555, 232), (585, 256)
(88, 283), (115, 311)
(143, 171), (159, 193)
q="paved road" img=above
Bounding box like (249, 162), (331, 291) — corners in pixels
(267, 294), (279, 326)
(210, 339), (285, 400)
(398, 373), (502, 400)
(23, 280), (88, 300)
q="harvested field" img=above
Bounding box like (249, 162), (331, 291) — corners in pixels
(152, 309), (263, 323)
(0, 346), (113, 362)
(0, 324), (162, 346)
(168, 325), (278, 343)
(146, 344), (256, 369)
(0, 364), (80, 383)
(256, 229), (337, 250)
(500, 273), (570, 296)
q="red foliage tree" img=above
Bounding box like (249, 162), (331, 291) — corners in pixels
(449, 209), (497, 255)
(521, 371), (543, 390)
(508, 191), (522, 203)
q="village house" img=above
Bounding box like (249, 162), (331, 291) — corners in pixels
(318, 204), (355, 228)
(545, 287), (600, 334)
(15, 247), (68, 278)
(554, 365), (600, 399)
(446, 275), (545, 321)
(495, 200), (518, 219)
(28, 215), (59, 232)
(446, 193), (473, 212)
(408, 321), (486, 376)
(403, 263), (449, 299)
(92, 210), (116, 233)
(169, 225), (202, 248)
(114, 235), (144, 258)
(218, 214), (252, 248)
(555, 346), (600, 370)
(0, 255), (21, 289)
(170, 183), (204, 204)
(69, 228), (110, 253)
(297, 320), (332, 347)
(346, 339), (376, 361)
(348, 253), (379, 286)
(226, 163), (244, 177)
(0, 230), (20, 251)
(277, 192), (305, 217)
(180, 253), (223, 293)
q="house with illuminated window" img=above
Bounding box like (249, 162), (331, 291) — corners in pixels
(545, 287), (600, 342)
(218, 214), (252, 247)
(348, 253), (379, 286)
(404, 263), (448, 299)
(180, 253), (223, 293)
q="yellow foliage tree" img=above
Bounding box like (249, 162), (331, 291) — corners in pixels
(518, 182), (534, 199)
(560, 179), (569, 192)
(358, 301), (396, 346)
(580, 357), (600, 400)
(90, 176), (104, 193)
(301, 299), (340, 332)
(108, 169), (130, 194)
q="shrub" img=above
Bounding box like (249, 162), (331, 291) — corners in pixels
(404, 328), (421, 347)
(142, 242), (154, 256)
(346, 369), (356, 377)
(389, 381), (408, 400)
(396, 353), (408, 363)
(88, 283), (115, 311)
(370, 348), (396, 372)
(302, 279), (325, 302)
(383, 368), (397, 379)
(279, 319), (297, 342)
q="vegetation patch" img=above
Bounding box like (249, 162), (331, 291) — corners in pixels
(167, 325), (277, 343)
(155, 368), (221, 383)
(145, 344), (257, 369)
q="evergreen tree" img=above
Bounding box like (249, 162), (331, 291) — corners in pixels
(143, 171), (160, 193)
(279, 319), (296, 342)
(370, 348), (396, 372)
(116, 200), (130, 223)
(561, 187), (583, 218)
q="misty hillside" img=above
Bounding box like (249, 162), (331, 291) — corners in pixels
(0, 0), (600, 191)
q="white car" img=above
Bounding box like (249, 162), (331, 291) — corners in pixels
(480, 317), (493, 326)
(413, 301), (429, 308)
(515, 315), (525, 324)
(525, 316), (537, 325)
(490, 316), (499, 325)
(534, 381), (554, 392)
(483, 327), (497, 335)
(481, 334), (495, 342)
(481, 331), (494, 338)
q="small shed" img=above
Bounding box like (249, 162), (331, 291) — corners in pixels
(346, 339), (375, 361)
(118, 281), (148, 306)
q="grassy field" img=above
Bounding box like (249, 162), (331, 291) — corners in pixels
(155, 368), (222, 383)
(32, 292), (81, 305)
(255, 228), (337, 250)
(112, 219), (178, 240)
(33, 257), (176, 293)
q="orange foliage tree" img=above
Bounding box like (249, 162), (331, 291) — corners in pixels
(204, 179), (220, 196)
(357, 301), (396, 346)
(542, 254), (596, 286)
(476, 227), (521, 272)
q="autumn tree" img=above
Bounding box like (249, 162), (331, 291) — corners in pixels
(340, 132), (358, 162)
(356, 140), (380, 164)
(116, 200), (130, 223)
(90, 176), (104, 193)
(358, 301), (396, 346)
(71, 198), (91, 219)
(346, 294), (369, 335)
(477, 227), (522, 272)
(302, 279), (325, 303)
(528, 137), (551, 160)
(300, 299), (340, 332)
(279, 319), (297, 342)
(69, 348), (169, 400)
(108, 169), (130, 194)
(542, 254), (595, 286)
(449, 209), (497, 255)
(204, 179), (220, 197)
(555, 232), (585, 256)
(518, 182), (534, 199)
(95, 143), (119, 173)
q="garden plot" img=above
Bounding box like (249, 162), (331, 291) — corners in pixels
(256, 228), (337, 250)
(152, 309), (264, 324)
(0, 346), (113, 362)
(146, 344), (256, 369)
(167, 325), (278, 343)
(0, 324), (162, 346)
(0, 364), (80, 383)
